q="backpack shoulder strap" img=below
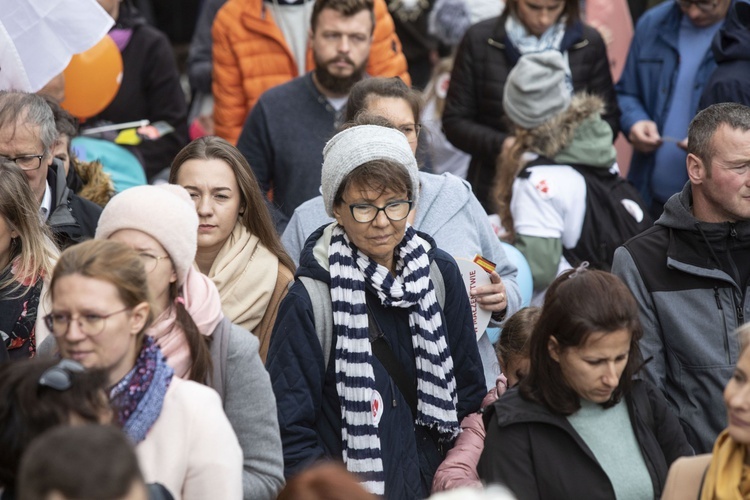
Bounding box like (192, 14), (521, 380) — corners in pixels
(300, 261), (445, 370)
(517, 155), (558, 179)
(299, 276), (334, 368)
(429, 259), (445, 310)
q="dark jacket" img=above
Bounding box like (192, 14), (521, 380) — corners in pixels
(47, 162), (102, 249)
(91, 4), (189, 180)
(699, 0), (750, 109)
(616, 2), (723, 205)
(612, 182), (750, 453)
(442, 17), (620, 211)
(266, 225), (486, 499)
(478, 381), (692, 499)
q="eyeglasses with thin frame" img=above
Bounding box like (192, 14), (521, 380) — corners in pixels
(1, 154), (45, 171)
(44, 307), (132, 337)
(138, 252), (170, 273)
(348, 200), (413, 223)
(38, 359), (86, 391)
(397, 124), (422, 144)
(675, 0), (718, 12)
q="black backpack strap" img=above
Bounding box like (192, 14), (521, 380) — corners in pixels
(367, 303), (418, 420)
(517, 155), (558, 179)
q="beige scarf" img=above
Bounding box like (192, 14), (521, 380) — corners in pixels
(206, 222), (278, 333)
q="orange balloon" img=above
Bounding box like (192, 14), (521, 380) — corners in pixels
(61, 35), (123, 120)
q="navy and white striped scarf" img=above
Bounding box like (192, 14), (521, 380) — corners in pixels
(328, 224), (459, 495)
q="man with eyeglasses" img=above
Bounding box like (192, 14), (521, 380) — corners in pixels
(616, 0), (733, 218)
(236, 0), (380, 234)
(0, 91), (102, 248)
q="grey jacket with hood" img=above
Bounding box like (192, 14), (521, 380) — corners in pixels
(612, 183), (750, 453)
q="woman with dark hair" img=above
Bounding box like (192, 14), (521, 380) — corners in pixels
(46, 239), (242, 499)
(267, 124), (486, 498)
(169, 136), (295, 360)
(0, 162), (58, 359)
(478, 267), (691, 499)
(0, 358), (111, 498)
(442, 0), (620, 210)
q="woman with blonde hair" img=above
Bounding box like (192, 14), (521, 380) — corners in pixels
(46, 239), (242, 499)
(170, 136), (295, 360)
(662, 322), (750, 499)
(0, 161), (58, 360)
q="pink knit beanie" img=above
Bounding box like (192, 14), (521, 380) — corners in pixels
(95, 184), (198, 286)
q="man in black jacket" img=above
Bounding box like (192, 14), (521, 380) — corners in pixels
(0, 91), (102, 249)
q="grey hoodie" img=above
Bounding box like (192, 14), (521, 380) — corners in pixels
(612, 182), (750, 453)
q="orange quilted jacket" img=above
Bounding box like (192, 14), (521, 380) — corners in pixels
(212, 0), (410, 144)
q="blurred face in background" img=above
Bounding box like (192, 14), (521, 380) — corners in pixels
(724, 345), (750, 445)
(513, 0), (566, 37)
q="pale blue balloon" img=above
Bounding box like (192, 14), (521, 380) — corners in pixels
(487, 242), (533, 344)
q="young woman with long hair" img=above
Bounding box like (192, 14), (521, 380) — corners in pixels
(169, 136), (295, 361)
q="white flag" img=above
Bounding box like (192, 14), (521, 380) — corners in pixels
(0, 0), (114, 92)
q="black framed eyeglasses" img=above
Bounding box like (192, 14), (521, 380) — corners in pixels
(348, 200), (413, 223)
(38, 359), (85, 391)
(1, 154), (45, 171)
(44, 307), (132, 337)
(675, 0), (718, 11)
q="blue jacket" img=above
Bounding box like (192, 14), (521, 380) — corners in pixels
(616, 2), (721, 204)
(266, 225), (486, 499)
(699, 0), (750, 109)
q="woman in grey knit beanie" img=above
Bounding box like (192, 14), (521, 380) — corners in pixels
(266, 122), (487, 498)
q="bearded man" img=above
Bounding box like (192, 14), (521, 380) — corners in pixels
(237, 0), (392, 233)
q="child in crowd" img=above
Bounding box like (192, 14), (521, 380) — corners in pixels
(432, 307), (541, 492)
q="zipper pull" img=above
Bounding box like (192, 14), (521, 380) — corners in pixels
(715, 287), (723, 309)
(730, 223), (738, 239)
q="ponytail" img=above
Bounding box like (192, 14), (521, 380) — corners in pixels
(171, 283), (213, 384)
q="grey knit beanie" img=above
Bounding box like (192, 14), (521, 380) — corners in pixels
(321, 125), (420, 217)
(503, 51), (572, 129)
(95, 184), (198, 287)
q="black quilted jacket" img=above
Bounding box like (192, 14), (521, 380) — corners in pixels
(442, 17), (621, 211)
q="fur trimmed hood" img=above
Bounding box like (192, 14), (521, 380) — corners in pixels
(73, 159), (114, 207)
(522, 93), (608, 159)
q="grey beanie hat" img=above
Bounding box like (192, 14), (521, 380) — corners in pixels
(503, 51), (572, 129)
(321, 125), (420, 217)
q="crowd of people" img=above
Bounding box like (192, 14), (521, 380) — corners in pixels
(1, 0), (750, 498)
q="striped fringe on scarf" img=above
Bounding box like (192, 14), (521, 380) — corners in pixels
(328, 224), (459, 495)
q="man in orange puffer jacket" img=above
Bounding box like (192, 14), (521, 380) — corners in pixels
(212, 0), (410, 144)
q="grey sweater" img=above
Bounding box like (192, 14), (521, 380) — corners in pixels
(236, 72), (340, 234)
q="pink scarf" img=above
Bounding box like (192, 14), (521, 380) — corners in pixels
(146, 267), (223, 378)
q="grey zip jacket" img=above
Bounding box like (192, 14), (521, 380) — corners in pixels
(612, 182), (750, 454)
